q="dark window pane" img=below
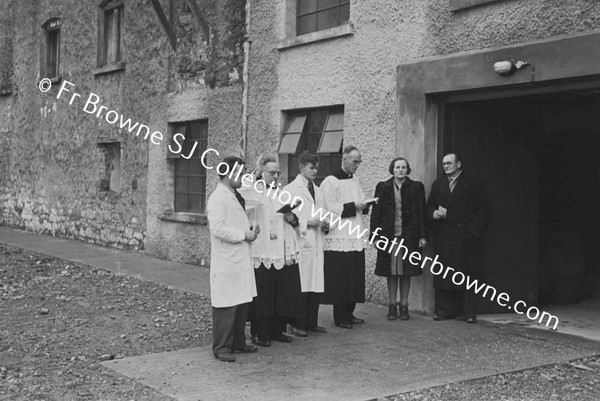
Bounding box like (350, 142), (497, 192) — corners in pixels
(317, 0), (338, 10)
(317, 130), (343, 153)
(188, 195), (201, 213)
(175, 177), (188, 193)
(297, 14), (316, 36)
(308, 110), (328, 133)
(189, 159), (203, 174)
(174, 193), (187, 212)
(308, 133), (320, 153)
(316, 8), (338, 31)
(190, 121), (208, 140)
(339, 3), (349, 24)
(288, 155), (300, 183)
(174, 160), (188, 175)
(297, 0), (317, 15)
(279, 133), (302, 154)
(189, 177), (203, 193)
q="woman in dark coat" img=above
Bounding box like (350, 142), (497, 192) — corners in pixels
(370, 157), (427, 320)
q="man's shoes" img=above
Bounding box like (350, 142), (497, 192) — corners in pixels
(465, 316), (477, 324)
(233, 344), (258, 353)
(399, 304), (409, 320)
(251, 336), (271, 347)
(350, 316), (364, 324)
(335, 322), (353, 329)
(307, 326), (327, 333)
(272, 333), (293, 343)
(387, 304), (397, 320)
(214, 353), (236, 362)
(433, 312), (448, 321)
(290, 326), (308, 337)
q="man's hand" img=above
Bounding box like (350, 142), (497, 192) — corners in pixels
(433, 206), (447, 220)
(418, 238), (427, 248)
(245, 225), (261, 242)
(355, 201), (367, 210)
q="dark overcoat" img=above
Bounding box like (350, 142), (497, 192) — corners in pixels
(370, 177), (427, 277)
(425, 172), (491, 290)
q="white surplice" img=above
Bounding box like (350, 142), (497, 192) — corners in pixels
(283, 174), (325, 293)
(206, 183), (257, 308)
(240, 180), (300, 269)
(320, 173), (368, 252)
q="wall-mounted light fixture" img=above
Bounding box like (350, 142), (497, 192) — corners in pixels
(493, 59), (535, 81)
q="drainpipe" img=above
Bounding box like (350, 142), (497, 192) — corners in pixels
(240, 0), (251, 159)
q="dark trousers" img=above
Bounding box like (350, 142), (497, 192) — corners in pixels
(212, 303), (248, 356)
(250, 316), (286, 341)
(333, 303), (356, 325)
(295, 292), (322, 330)
(434, 288), (477, 318)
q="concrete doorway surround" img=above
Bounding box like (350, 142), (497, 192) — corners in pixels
(397, 30), (600, 313)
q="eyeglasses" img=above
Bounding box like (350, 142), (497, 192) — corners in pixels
(442, 162), (456, 166)
(265, 170), (281, 176)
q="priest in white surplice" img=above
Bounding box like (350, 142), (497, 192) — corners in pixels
(320, 146), (370, 329)
(284, 151), (329, 336)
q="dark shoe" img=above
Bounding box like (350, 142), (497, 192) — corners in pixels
(399, 304), (409, 321)
(335, 322), (353, 329)
(233, 344), (258, 353)
(387, 304), (397, 320)
(433, 313), (447, 321)
(251, 336), (271, 347)
(465, 316), (477, 324)
(214, 353), (236, 362)
(290, 326), (308, 337)
(307, 326), (327, 333)
(350, 317), (364, 324)
(273, 333), (293, 343)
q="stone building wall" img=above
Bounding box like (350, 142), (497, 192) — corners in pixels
(0, 0), (246, 259)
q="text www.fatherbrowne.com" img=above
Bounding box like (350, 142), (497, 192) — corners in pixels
(310, 204), (560, 330)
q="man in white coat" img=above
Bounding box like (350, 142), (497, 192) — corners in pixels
(284, 151), (329, 336)
(207, 156), (261, 362)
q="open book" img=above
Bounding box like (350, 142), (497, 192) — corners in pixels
(277, 202), (302, 214)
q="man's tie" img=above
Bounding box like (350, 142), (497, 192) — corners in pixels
(234, 190), (245, 210)
(308, 181), (315, 201)
(449, 178), (457, 193)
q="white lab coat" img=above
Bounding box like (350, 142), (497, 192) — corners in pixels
(206, 183), (257, 308)
(283, 175), (325, 293)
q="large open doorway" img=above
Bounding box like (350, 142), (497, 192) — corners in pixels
(441, 90), (600, 313)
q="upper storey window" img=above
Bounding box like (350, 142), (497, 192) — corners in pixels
(42, 18), (61, 80)
(97, 0), (124, 70)
(296, 0), (350, 36)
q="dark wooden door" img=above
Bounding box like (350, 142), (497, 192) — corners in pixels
(442, 99), (540, 313)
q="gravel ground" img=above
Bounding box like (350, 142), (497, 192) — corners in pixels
(1, 243), (599, 401)
(385, 355), (600, 401)
(0, 244), (212, 401)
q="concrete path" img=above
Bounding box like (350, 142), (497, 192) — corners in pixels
(102, 307), (600, 401)
(1, 226), (599, 400)
(0, 226), (210, 297)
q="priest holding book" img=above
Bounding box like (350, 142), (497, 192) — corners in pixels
(320, 146), (371, 329)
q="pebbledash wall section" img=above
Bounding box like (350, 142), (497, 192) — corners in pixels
(245, 0), (600, 312)
(0, 0), (245, 260)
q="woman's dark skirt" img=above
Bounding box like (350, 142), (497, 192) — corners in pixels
(322, 250), (366, 305)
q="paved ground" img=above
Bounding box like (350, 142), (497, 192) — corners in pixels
(2, 226), (599, 401)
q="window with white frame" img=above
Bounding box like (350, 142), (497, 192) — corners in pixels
(279, 107), (344, 185)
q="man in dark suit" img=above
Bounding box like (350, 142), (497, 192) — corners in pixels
(426, 153), (490, 323)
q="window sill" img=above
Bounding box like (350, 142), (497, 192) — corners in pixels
(49, 76), (62, 84)
(159, 211), (207, 225)
(449, 0), (503, 11)
(93, 62), (126, 76)
(276, 24), (354, 51)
